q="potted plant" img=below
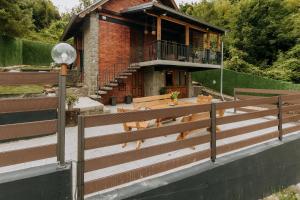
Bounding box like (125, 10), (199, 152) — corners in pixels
(159, 87), (167, 95)
(125, 94), (133, 104)
(66, 93), (79, 110)
(170, 91), (180, 105)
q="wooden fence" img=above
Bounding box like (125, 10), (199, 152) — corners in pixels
(0, 72), (65, 167)
(234, 88), (300, 112)
(76, 93), (300, 199)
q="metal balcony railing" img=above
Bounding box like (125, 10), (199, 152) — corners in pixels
(132, 40), (221, 65)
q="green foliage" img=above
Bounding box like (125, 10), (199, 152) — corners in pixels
(66, 93), (79, 106)
(181, 0), (300, 83)
(192, 69), (300, 96)
(0, 36), (22, 66)
(25, 0), (60, 31)
(22, 39), (54, 66)
(0, 35), (54, 67)
(0, 0), (33, 37)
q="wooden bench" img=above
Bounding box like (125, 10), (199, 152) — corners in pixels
(133, 94), (172, 109)
(117, 108), (151, 149)
(176, 95), (224, 141)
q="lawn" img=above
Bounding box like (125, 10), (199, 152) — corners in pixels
(0, 85), (43, 95)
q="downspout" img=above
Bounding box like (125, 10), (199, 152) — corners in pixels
(220, 42), (225, 101)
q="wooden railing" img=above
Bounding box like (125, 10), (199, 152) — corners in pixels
(76, 93), (300, 199)
(0, 72), (64, 168)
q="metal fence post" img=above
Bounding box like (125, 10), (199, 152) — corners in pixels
(57, 73), (66, 166)
(210, 103), (217, 162)
(77, 115), (85, 200)
(278, 95), (283, 141)
(234, 88), (237, 113)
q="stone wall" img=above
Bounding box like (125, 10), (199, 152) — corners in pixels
(83, 12), (99, 95)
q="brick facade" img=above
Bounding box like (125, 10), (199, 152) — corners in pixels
(99, 20), (131, 85)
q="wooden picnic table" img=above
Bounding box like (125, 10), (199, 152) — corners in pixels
(146, 101), (197, 127)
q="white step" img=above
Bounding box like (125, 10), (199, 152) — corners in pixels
(106, 83), (118, 87)
(97, 90), (107, 95)
(125, 69), (136, 73)
(119, 72), (132, 76)
(116, 76), (128, 79)
(100, 86), (113, 91)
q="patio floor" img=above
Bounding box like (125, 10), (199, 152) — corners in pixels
(0, 98), (299, 196)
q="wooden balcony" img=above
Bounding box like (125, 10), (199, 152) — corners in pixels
(131, 40), (222, 69)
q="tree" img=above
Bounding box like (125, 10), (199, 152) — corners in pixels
(0, 0), (33, 37)
(23, 0), (60, 31)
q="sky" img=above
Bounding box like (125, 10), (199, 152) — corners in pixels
(51, 0), (197, 13)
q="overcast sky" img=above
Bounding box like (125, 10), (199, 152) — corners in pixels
(51, 0), (197, 13)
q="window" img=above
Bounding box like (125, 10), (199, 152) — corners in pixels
(165, 70), (187, 86)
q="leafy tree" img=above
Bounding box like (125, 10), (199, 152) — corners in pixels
(28, 0), (60, 31)
(0, 0), (33, 37)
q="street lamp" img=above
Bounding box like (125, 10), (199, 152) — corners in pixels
(51, 43), (76, 166)
(51, 43), (77, 75)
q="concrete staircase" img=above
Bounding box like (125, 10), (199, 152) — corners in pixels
(96, 64), (141, 99)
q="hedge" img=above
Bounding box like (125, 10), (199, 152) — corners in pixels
(0, 36), (22, 67)
(192, 69), (300, 96)
(22, 40), (54, 66)
(0, 35), (54, 67)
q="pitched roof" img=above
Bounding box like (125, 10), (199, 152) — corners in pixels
(61, 0), (225, 41)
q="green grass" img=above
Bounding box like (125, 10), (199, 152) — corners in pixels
(193, 69), (300, 96)
(20, 65), (51, 72)
(0, 85), (43, 95)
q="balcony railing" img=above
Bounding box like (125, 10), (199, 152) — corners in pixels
(132, 40), (221, 65)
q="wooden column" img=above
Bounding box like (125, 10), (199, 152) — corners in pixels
(185, 25), (190, 46)
(217, 34), (221, 51)
(157, 17), (161, 40)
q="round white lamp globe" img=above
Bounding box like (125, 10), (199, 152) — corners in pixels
(51, 43), (77, 65)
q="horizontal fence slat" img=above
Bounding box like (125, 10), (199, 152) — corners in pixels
(85, 119), (211, 149)
(84, 149), (210, 194)
(0, 144), (56, 167)
(216, 108), (278, 125)
(0, 72), (59, 85)
(84, 104), (211, 127)
(236, 94), (267, 100)
(283, 125), (300, 135)
(0, 97), (58, 113)
(85, 134), (210, 172)
(282, 104), (300, 113)
(283, 114), (300, 123)
(235, 88), (299, 95)
(217, 131), (278, 155)
(217, 119), (278, 140)
(0, 120), (57, 141)
(216, 96), (278, 110)
(281, 94), (300, 101)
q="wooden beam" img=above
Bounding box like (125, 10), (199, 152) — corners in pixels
(157, 16), (161, 40)
(185, 25), (190, 46)
(217, 34), (221, 51)
(145, 12), (209, 33)
(206, 32), (211, 49)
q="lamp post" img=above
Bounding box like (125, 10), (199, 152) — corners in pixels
(51, 43), (76, 166)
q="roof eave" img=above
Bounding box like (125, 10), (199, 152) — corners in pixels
(121, 2), (226, 34)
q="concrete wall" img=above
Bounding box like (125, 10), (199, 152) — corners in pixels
(143, 67), (165, 96)
(83, 12), (99, 95)
(0, 163), (72, 200)
(94, 134), (300, 200)
(188, 72), (193, 97)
